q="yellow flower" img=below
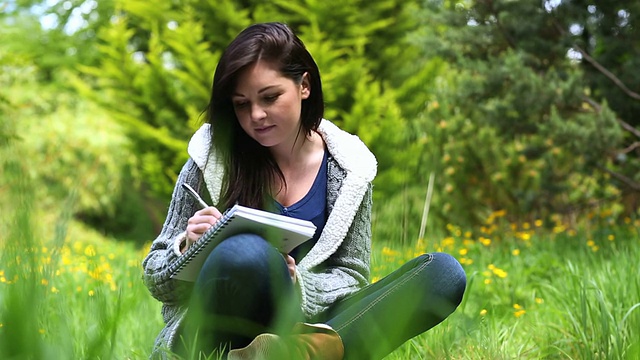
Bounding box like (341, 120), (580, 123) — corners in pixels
(41, 279), (49, 286)
(493, 268), (508, 278)
(586, 240), (595, 247)
(382, 247), (399, 257)
(484, 278), (492, 285)
(514, 310), (526, 318)
(51, 287), (59, 294)
(591, 246), (599, 252)
(513, 303), (522, 310)
(479, 237), (491, 246)
(535, 297), (544, 304)
(371, 276), (380, 283)
(88, 290), (95, 297)
(459, 248), (468, 256)
(480, 309), (487, 316)
(512, 249), (520, 256)
(608, 234), (615, 241)
(534, 219), (543, 227)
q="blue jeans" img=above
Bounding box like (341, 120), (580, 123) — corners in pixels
(179, 234), (466, 359)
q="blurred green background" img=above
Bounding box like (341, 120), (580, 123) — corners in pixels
(1, 0), (639, 359)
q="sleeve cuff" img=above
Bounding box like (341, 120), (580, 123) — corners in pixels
(172, 231), (189, 256)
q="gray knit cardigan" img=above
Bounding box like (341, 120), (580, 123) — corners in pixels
(142, 119), (377, 358)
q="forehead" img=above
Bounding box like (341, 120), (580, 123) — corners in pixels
(234, 61), (291, 94)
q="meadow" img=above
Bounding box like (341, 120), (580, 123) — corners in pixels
(1, 173), (639, 360)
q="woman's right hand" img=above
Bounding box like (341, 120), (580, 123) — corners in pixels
(186, 206), (223, 242)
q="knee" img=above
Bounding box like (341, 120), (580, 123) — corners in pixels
(431, 252), (467, 308)
(202, 233), (283, 277)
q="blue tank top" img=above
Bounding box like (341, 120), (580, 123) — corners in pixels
(273, 150), (328, 261)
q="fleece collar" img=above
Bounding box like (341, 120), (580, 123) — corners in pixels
(187, 119), (377, 200)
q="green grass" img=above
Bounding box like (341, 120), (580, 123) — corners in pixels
(1, 165), (639, 359)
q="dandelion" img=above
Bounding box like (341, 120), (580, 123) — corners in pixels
(382, 247), (399, 257)
(480, 309), (487, 316)
(484, 278), (492, 285)
(51, 287), (59, 294)
(591, 246), (599, 252)
(512, 249), (520, 256)
(586, 240), (595, 247)
(608, 234), (615, 241)
(88, 290), (95, 297)
(514, 310), (526, 318)
(534, 219), (543, 227)
(479, 237), (491, 246)
(371, 276), (381, 283)
(522, 222), (531, 230)
(459, 248), (468, 256)
(493, 268), (508, 278)
(535, 297), (544, 304)
(41, 279), (49, 286)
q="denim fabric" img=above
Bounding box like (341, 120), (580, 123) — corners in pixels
(177, 234), (302, 356)
(179, 236), (465, 360)
(320, 253), (467, 360)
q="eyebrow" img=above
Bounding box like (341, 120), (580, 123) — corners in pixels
(232, 85), (281, 97)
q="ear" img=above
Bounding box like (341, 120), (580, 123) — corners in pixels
(300, 72), (311, 99)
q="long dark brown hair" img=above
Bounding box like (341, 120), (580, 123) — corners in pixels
(207, 22), (324, 210)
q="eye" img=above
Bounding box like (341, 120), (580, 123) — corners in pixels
(233, 101), (249, 109)
(263, 94), (280, 103)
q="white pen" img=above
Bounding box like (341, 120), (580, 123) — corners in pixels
(181, 183), (209, 209)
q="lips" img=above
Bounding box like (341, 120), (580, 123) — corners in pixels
(255, 125), (275, 134)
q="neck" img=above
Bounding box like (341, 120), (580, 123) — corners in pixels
(270, 130), (319, 169)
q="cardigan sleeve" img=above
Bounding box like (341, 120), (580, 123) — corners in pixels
(297, 183), (372, 318)
(142, 158), (203, 305)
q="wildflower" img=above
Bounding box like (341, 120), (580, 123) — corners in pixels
(513, 303), (522, 310)
(445, 167), (455, 176)
(484, 279), (492, 285)
(371, 276), (381, 283)
(534, 219), (543, 227)
(84, 245), (96, 257)
(535, 298), (544, 304)
(591, 246), (599, 252)
(480, 309), (487, 316)
(586, 240), (595, 247)
(522, 222), (531, 230)
(459, 248), (468, 256)
(608, 234), (615, 241)
(382, 247), (399, 257)
(41, 279), (49, 286)
(444, 183), (454, 193)
(512, 249), (520, 256)
(514, 310), (526, 318)
(479, 237), (491, 246)
(88, 290), (95, 297)
(51, 287), (59, 294)
(492, 268), (508, 278)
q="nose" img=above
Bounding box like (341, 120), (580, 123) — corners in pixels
(250, 103), (267, 122)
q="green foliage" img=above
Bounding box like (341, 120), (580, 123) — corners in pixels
(74, 0), (427, 204)
(405, 0), (639, 227)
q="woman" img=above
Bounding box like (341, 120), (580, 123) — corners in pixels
(143, 22), (466, 360)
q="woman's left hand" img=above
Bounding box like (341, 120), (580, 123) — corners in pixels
(284, 254), (296, 284)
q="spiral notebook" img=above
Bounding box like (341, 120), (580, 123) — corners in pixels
(169, 204), (317, 281)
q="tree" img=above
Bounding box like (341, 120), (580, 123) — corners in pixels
(408, 0), (639, 225)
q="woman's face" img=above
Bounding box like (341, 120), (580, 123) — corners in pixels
(232, 61), (310, 150)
